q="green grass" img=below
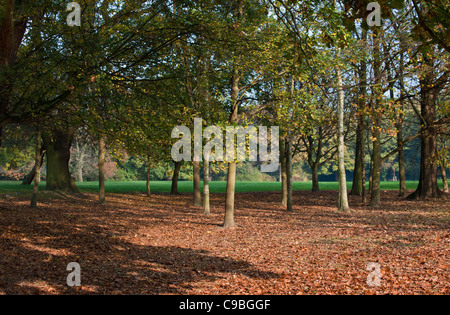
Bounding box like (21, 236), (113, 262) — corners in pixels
(0, 180), (426, 195)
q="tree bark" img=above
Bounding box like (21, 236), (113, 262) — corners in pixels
(193, 160), (202, 207)
(350, 30), (367, 197)
(146, 162), (151, 197)
(223, 66), (240, 228)
(350, 114), (364, 196)
(98, 137), (105, 204)
(408, 55), (443, 200)
(223, 0), (243, 228)
(285, 138), (293, 212)
(397, 33), (407, 197)
(30, 130), (41, 208)
(43, 129), (79, 194)
(369, 27), (382, 207)
(397, 123), (407, 197)
(224, 161), (237, 228)
(280, 139), (287, 206)
(22, 146), (45, 185)
(311, 163), (319, 193)
(441, 164), (449, 193)
(362, 148), (367, 204)
(171, 161), (183, 194)
(202, 153), (210, 215)
(336, 68), (351, 213)
(370, 127), (382, 206)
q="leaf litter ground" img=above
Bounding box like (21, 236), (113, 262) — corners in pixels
(0, 190), (448, 295)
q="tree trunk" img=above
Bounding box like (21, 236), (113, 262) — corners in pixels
(171, 161), (183, 194)
(223, 59), (241, 227)
(193, 160), (202, 207)
(285, 138), (293, 212)
(98, 137), (105, 204)
(75, 142), (86, 183)
(408, 55), (442, 200)
(224, 161), (237, 228)
(202, 153), (210, 215)
(77, 161), (83, 183)
(336, 67), (351, 213)
(351, 29), (367, 197)
(146, 162), (151, 197)
(362, 150), (367, 204)
(22, 147), (45, 185)
(311, 163), (319, 192)
(30, 130), (41, 208)
(280, 140), (287, 206)
(370, 128), (382, 206)
(441, 164), (449, 193)
(397, 127), (407, 197)
(369, 156), (373, 195)
(397, 33), (407, 197)
(350, 115), (364, 196)
(369, 27), (382, 207)
(43, 130), (79, 194)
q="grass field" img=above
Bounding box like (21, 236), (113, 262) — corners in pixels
(0, 180), (431, 195)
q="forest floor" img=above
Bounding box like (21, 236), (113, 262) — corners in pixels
(0, 190), (448, 295)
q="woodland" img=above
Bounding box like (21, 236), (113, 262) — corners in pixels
(0, 0), (449, 295)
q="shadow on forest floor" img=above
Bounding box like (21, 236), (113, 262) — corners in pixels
(0, 190), (448, 294)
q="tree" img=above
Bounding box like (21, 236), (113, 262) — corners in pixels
(406, 0), (449, 199)
(408, 51), (449, 199)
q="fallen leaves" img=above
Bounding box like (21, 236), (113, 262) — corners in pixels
(0, 190), (448, 295)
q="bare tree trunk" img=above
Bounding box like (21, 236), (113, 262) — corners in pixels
(311, 163), (319, 192)
(223, 66), (240, 228)
(98, 137), (105, 204)
(285, 138), (293, 212)
(202, 153), (210, 215)
(75, 142), (86, 183)
(280, 140), (287, 207)
(397, 34), (407, 197)
(397, 125), (407, 197)
(362, 150), (367, 204)
(30, 130), (41, 208)
(146, 160), (151, 197)
(369, 27), (382, 207)
(171, 161), (182, 194)
(351, 30), (367, 197)
(43, 129), (79, 194)
(224, 161), (237, 228)
(223, 0), (243, 228)
(193, 161), (202, 207)
(408, 55), (443, 200)
(441, 164), (449, 193)
(22, 148), (45, 185)
(350, 115), (364, 196)
(370, 128), (382, 207)
(336, 67), (351, 213)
